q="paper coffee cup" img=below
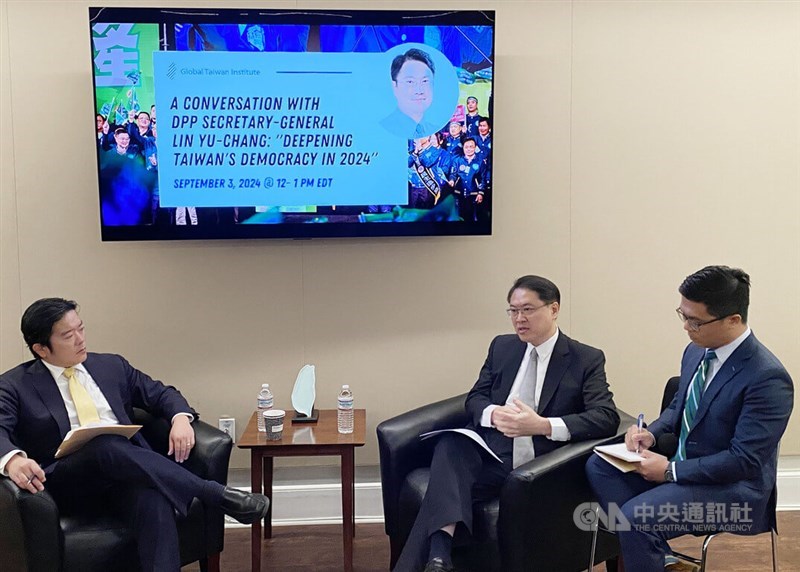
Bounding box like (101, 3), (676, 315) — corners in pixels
(263, 409), (285, 440)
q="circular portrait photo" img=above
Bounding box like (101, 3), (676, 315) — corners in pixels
(379, 43), (459, 141)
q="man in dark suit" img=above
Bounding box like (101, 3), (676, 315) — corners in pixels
(394, 275), (620, 572)
(0, 298), (270, 571)
(586, 266), (794, 571)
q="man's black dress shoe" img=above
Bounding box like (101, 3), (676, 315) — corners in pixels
(423, 557), (455, 572)
(219, 487), (269, 524)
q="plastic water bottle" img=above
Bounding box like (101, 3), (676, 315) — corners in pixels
(337, 385), (354, 434)
(256, 384), (274, 432)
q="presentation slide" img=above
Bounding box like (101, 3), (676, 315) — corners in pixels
(154, 47), (458, 208)
(90, 10), (496, 238)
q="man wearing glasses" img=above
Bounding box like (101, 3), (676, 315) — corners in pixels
(380, 48), (439, 140)
(586, 266), (793, 571)
(394, 275), (619, 572)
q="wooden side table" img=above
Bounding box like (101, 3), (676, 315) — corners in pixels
(237, 409), (366, 572)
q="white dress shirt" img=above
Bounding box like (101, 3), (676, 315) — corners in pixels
(698, 327), (751, 390)
(42, 361), (121, 428)
(480, 329), (571, 447)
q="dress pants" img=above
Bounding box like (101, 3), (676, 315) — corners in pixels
(45, 434), (222, 572)
(585, 455), (767, 572)
(393, 433), (511, 572)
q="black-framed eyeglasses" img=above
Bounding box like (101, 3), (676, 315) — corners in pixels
(675, 308), (729, 332)
(506, 303), (551, 318)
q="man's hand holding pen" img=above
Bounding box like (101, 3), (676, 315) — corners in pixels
(625, 417), (655, 453)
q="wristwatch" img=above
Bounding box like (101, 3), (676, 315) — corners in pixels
(664, 463), (676, 483)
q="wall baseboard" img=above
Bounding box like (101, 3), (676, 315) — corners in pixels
(777, 466), (800, 511)
(225, 466), (799, 528)
(225, 480), (384, 528)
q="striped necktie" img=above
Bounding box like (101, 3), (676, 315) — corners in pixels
(64, 367), (101, 426)
(673, 350), (716, 461)
(512, 349), (538, 468)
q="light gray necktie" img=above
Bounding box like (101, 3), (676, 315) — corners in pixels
(512, 349), (538, 468)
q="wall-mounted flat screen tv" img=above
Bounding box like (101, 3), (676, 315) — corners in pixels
(90, 7), (495, 241)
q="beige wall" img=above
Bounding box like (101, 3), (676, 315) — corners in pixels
(1, 1), (798, 470)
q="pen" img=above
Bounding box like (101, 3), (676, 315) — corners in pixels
(636, 413), (644, 454)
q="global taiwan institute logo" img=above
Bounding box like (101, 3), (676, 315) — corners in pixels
(167, 62), (177, 79)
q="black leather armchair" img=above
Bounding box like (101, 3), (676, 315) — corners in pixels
(377, 393), (635, 571)
(0, 409), (233, 572)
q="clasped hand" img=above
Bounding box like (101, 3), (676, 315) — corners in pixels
(491, 398), (550, 438)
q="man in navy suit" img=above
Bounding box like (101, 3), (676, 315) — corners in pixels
(394, 275), (620, 572)
(0, 298), (270, 571)
(586, 266), (794, 571)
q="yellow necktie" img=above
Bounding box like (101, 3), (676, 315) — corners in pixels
(64, 367), (100, 426)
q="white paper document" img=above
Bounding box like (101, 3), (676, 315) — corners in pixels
(55, 424), (142, 458)
(593, 442), (644, 473)
(420, 428), (503, 463)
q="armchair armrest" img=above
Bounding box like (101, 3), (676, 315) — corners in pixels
(497, 411), (636, 572)
(184, 419), (233, 484)
(0, 477), (62, 572)
(133, 409), (232, 484)
(377, 393), (470, 536)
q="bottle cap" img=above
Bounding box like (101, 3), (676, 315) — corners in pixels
(262, 383), (269, 388)
(342, 384), (350, 389)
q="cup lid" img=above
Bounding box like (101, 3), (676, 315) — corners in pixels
(263, 409), (285, 417)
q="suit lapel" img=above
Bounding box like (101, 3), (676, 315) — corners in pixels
(83, 356), (131, 424)
(692, 334), (754, 427)
(502, 341), (528, 399)
(27, 361), (71, 438)
(676, 353), (702, 409)
(537, 333), (569, 413)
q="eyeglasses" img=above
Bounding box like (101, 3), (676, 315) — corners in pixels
(395, 77), (432, 91)
(675, 308), (730, 332)
(506, 303), (550, 318)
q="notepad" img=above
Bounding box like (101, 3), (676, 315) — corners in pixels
(593, 443), (644, 473)
(55, 424), (142, 458)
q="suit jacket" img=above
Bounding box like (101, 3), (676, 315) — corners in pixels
(647, 333), (793, 527)
(0, 353), (196, 470)
(464, 332), (619, 460)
